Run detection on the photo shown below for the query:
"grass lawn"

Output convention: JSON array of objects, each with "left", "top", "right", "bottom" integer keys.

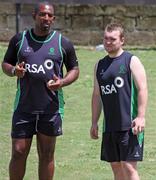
[{"left": 0, "top": 45, "right": 156, "bottom": 180}]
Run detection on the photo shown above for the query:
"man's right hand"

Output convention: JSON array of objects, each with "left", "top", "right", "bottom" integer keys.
[
  {"left": 14, "top": 62, "right": 26, "bottom": 78},
  {"left": 90, "top": 123, "right": 99, "bottom": 139}
]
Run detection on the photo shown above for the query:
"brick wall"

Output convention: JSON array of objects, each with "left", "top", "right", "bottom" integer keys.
[{"left": 0, "top": 3, "right": 156, "bottom": 47}]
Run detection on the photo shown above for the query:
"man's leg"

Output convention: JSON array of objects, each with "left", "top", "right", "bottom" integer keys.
[
  {"left": 37, "top": 132, "right": 56, "bottom": 180},
  {"left": 110, "top": 162, "right": 126, "bottom": 180},
  {"left": 9, "top": 138, "right": 32, "bottom": 180},
  {"left": 121, "top": 161, "right": 140, "bottom": 180}
]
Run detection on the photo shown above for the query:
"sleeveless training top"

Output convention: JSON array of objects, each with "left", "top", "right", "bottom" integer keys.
[
  {"left": 96, "top": 51, "right": 138, "bottom": 132},
  {"left": 14, "top": 30, "right": 64, "bottom": 114}
]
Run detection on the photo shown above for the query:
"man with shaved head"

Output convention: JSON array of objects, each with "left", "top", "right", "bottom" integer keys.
[{"left": 2, "top": 1, "right": 79, "bottom": 179}]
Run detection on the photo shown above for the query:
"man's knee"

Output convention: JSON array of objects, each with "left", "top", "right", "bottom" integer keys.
[
  {"left": 11, "top": 141, "right": 31, "bottom": 161},
  {"left": 121, "top": 161, "right": 138, "bottom": 176},
  {"left": 11, "top": 148, "right": 28, "bottom": 161},
  {"left": 111, "top": 162, "right": 122, "bottom": 174},
  {"left": 39, "top": 146, "right": 55, "bottom": 162}
]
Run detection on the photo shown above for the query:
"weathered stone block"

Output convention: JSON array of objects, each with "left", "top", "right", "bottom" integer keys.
[
  {"left": 53, "top": 15, "right": 71, "bottom": 30},
  {"left": 7, "top": 15, "right": 16, "bottom": 29},
  {"left": 125, "top": 5, "right": 156, "bottom": 17},
  {"left": 113, "top": 16, "right": 136, "bottom": 31},
  {"left": 125, "top": 30, "right": 156, "bottom": 46},
  {"left": 54, "top": 4, "right": 66, "bottom": 16},
  {"left": 137, "top": 17, "right": 156, "bottom": 30},
  {"left": 66, "top": 4, "right": 104, "bottom": 16},
  {"left": 19, "top": 15, "right": 34, "bottom": 31},
  {"left": 0, "top": 29, "right": 15, "bottom": 41},
  {"left": 0, "top": 3, "right": 15, "bottom": 15},
  {"left": 72, "top": 15, "right": 103, "bottom": 30},
  {"left": 20, "top": 4, "right": 33, "bottom": 15},
  {"left": 101, "top": 5, "right": 127, "bottom": 16},
  {"left": 62, "top": 30, "right": 103, "bottom": 45}
]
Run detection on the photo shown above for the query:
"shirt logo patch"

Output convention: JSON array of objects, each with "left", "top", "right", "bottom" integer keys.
[
  {"left": 119, "top": 64, "right": 127, "bottom": 74},
  {"left": 100, "top": 69, "right": 105, "bottom": 79},
  {"left": 25, "top": 59, "right": 54, "bottom": 74},
  {"left": 134, "top": 151, "right": 140, "bottom": 158},
  {"left": 100, "top": 76, "right": 124, "bottom": 95},
  {"left": 57, "top": 127, "right": 62, "bottom": 133},
  {"left": 48, "top": 47, "right": 55, "bottom": 55},
  {"left": 24, "top": 46, "right": 32, "bottom": 53}
]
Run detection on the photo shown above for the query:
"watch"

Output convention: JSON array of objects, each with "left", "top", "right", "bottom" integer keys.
[{"left": 11, "top": 66, "right": 16, "bottom": 76}]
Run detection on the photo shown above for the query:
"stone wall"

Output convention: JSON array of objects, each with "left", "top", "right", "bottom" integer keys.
[{"left": 0, "top": 3, "right": 156, "bottom": 47}]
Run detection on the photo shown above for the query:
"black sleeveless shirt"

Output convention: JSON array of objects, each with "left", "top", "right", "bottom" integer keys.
[
  {"left": 96, "top": 51, "right": 138, "bottom": 132},
  {"left": 4, "top": 29, "right": 78, "bottom": 114}
]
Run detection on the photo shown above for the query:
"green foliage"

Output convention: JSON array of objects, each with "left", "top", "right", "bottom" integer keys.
[{"left": 0, "top": 46, "right": 156, "bottom": 179}]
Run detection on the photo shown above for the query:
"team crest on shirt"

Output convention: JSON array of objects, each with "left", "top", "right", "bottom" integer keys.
[
  {"left": 48, "top": 47, "right": 55, "bottom": 55},
  {"left": 119, "top": 64, "right": 127, "bottom": 74}
]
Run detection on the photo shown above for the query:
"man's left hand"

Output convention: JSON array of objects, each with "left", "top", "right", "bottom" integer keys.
[
  {"left": 131, "top": 117, "right": 145, "bottom": 135},
  {"left": 47, "top": 74, "right": 63, "bottom": 91}
]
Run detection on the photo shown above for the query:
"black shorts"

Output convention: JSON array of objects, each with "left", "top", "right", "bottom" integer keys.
[
  {"left": 101, "top": 130, "right": 144, "bottom": 162},
  {"left": 11, "top": 110, "right": 63, "bottom": 138}
]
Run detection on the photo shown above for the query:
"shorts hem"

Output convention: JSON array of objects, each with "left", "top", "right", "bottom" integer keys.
[
  {"left": 11, "top": 135, "right": 33, "bottom": 139},
  {"left": 100, "top": 158, "right": 143, "bottom": 162},
  {"left": 38, "top": 130, "right": 63, "bottom": 137}
]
